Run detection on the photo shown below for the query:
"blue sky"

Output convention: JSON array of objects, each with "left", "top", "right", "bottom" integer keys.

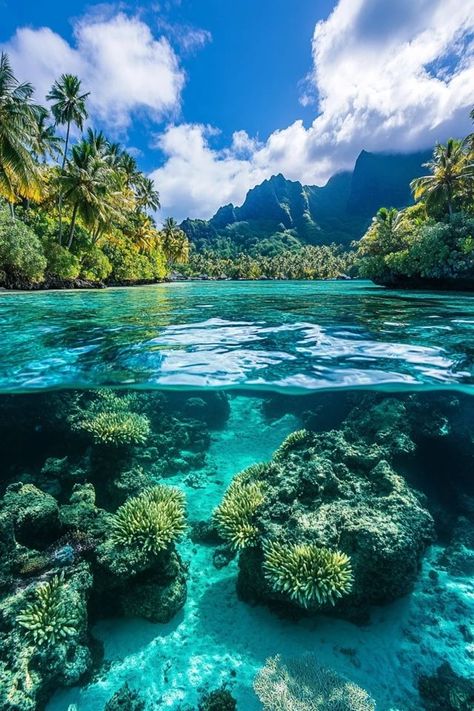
[{"left": 1, "top": 0, "right": 473, "bottom": 220}]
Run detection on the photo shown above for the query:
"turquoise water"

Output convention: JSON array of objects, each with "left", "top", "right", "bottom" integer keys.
[
  {"left": 0, "top": 280, "right": 472, "bottom": 392},
  {"left": 0, "top": 281, "right": 472, "bottom": 711}
]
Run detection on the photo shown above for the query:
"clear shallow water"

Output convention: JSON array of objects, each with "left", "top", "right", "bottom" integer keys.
[
  {"left": 0, "top": 280, "right": 473, "bottom": 393},
  {"left": 0, "top": 282, "right": 473, "bottom": 711}
]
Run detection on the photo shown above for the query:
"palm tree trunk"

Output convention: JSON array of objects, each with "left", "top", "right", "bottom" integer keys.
[
  {"left": 67, "top": 202, "right": 78, "bottom": 249},
  {"left": 58, "top": 121, "right": 71, "bottom": 245},
  {"left": 8, "top": 202, "right": 15, "bottom": 221}
]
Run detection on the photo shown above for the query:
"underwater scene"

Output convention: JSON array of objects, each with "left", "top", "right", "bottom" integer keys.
[{"left": 0, "top": 281, "right": 473, "bottom": 711}]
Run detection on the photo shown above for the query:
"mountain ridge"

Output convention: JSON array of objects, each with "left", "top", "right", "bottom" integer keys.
[{"left": 181, "top": 149, "right": 432, "bottom": 253}]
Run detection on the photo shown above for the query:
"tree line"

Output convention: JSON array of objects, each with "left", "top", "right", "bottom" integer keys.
[{"left": 0, "top": 52, "right": 189, "bottom": 287}]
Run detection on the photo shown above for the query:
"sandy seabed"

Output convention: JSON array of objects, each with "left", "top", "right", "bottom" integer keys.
[{"left": 48, "top": 398, "right": 474, "bottom": 711}]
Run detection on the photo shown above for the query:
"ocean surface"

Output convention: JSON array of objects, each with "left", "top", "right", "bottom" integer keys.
[{"left": 0, "top": 280, "right": 472, "bottom": 711}]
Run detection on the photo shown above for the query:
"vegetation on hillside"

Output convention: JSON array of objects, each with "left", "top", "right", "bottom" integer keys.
[
  {"left": 0, "top": 52, "right": 189, "bottom": 287},
  {"left": 355, "top": 113, "right": 474, "bottom": 288}
]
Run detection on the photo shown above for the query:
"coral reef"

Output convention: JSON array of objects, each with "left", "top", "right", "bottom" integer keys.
[
  {"left": 262, "top": 541, "right": 353, "bottom": 608},
  {"left": 110, "top": 485, "right": 186, "bottom": 555},
  {"left": 0, "top": 563, "right": 93, "bottom": 711},
  {"left": 213, "top": 399, "right": 435, "bottom": 617},
  {"left": 253, "top": 654, "right": 376, "bottom": 710}
]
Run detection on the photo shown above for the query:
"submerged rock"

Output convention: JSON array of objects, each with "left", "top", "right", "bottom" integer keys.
[
  {"left": 214, "top": 401, "right": 435, "bottom": 619},
  {"left": 0, "top": 562, "right": 93, "bottom": 711},
  {"left": 418, "top": 662, "right": 474, "bottom": 711},
  {"left": 2, "top": 483, "right": 60, "bottom": 549}
]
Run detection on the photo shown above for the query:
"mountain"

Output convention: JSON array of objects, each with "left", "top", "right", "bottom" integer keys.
[{"left": 181, "top": 149, "right": 432, "bottom": 253}]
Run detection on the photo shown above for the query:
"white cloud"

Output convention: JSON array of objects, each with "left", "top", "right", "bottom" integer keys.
[
  {"left": 154, "top": 0, "right": 474, "bottom": 221},
  {"left": 3, "top": 12, "right": 185, "bottom": 130}
]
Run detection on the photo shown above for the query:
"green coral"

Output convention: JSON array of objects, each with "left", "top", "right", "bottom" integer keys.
[
  {"left": 263, "top": 541, "right": 353, "bottom": 608},
  {"left": 16, "top": 573, "right": 78, "bottom": 647},
  {"left": 254, "top": 654, "right": 376, "bottom": 710},
  {"left": 110, "top": 485, "right": 186, "bottom": 554},
  {"left": 213, "top": 474, "right": 265, "bottom": 550},
  {"left": 273, "top": 429, "right": 311, "bottom": 460},
  {"left": 79, "top": 410, "right": 150, "bottom": 446},
  {"left": 71, "top": 390, "right": 150, "bottom": 446}
]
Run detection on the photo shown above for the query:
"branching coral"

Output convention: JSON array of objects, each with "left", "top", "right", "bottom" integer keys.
[
  {"left": 254, "top": 654, "right": 375, "bottom": 710},
  {"left": 71, "top": 390, "right": 150, "bottom": 446},
  {"left": 16, "top": 573, "right": 78, "bottom": 647},
  {"left": 273, "top": 429, "right": 312, "bottom": 460},
  {"left": 110, "top": 485, "right": 186, "bottom": 554},
  {"left": 79, "top": 411, "right": 150, "bottom": 446},
  {"left": 263, "top": 541, "right": 353, "bottom": 608},
  {"left": 213, "top": 474, "right": 265, "bottom": 550}
]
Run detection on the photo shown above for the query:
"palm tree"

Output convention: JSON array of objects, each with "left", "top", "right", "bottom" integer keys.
[
  {"left": 47, "top": 74, "right": 89, "bottom": 169},
  {"left": 160, "top": 217, "right": 190, "bottom": 265},
  {"left": 135, "top": 176, "right": 160, "bottom": 213},
  {"left": 59, "top": 141, "right": 109, "bottom": 248},
  {"left": 0, "top": 52, "right": 43, "bottom": 212},
  {"left": 410, "top": 139, "right": 473, "bottom": 219},
  {"left": 47, "top": 74, "right": 89, "bottom": 243},
  {"left": 32, "top": 110, "right": 63, "bottom": 163}
]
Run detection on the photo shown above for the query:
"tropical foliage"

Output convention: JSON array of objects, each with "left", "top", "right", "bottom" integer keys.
[
  {"left": 356, "top": 111, "right": 474, "bottom": 287},
  {"left": 0, "top": 52, "right": 189, "bottom": 287},
  {"left": 181, "top": 243, "right": 354, "bottom": 280}
]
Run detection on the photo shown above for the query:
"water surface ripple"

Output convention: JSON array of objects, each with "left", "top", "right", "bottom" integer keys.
[{"left": 0, "top": 280, "right": 472, "bottom": 393}]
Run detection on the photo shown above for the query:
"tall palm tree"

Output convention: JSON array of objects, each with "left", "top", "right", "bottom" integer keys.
[
  {"left": 135, "top": 176, "right": 160, "bottom": 213},
  {"left": 160, "top": 217, "right": 190, "bottom": 265},
  {"left": 47, "top": 74, "right": 89, "bottom": 169},
  {"left": 47, "top": 74, "right": 89, "bottom": 243},
  {"left": 0, "top": 52, "right": 43, "bottom": 211},
  {"left": 410, "top": 139, "right": 473, "bottom": 219}
]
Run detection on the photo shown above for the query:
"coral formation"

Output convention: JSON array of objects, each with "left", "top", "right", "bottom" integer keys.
[
  {"left": 254, "top": 654, "right": 376, "bottom": 710},
  {"left": 71, "top": 390, "right": 151, "bottom": 446},
  {"left": 418, "top": 663, "right": 474, "bottom": 711},
  {"left": 79, "top": 410, "right": 151, "bottom": 446},
  {"left": 213, "top": 474, "right": 265, "bottom": 550},
  {"left": 16, "top": 572, "right": 78, "bottom": 646},
  {"left": 263, "top": 541, "right": 353, "bottom": 608},
  {"left": 104, "top": 682, "right": 146, "bottom": 711},
  {"left": 110, "top": 485, "right": 186, "bottom": 555},
  {"left": 197, "top": 685, "right": 237, "bottom": 710},
  {"left": 0, "top": 562, "right": 92, "bottom": 711},
  {"left": 216, "top": 399, "right": 436, "bottom": 616}
]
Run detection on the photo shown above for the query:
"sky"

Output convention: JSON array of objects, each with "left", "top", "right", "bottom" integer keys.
[{"left": 1, "top": 0, "right": 474, "bottom": 221}]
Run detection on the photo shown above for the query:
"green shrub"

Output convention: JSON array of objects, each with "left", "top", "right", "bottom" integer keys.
[
  {"left": 110, "top": 485, "right": 186, "bottom": 554},
  {"left": 263, "top": 541, "right": 353, "bottom": 608},
  {"left": 44, "top": 241, "right": 81, "bottom": 280},
  {"left": 79, "top": 245, "right": 112, "bottom": 281},
  {"left": 213, "top": 475, "right": 265, "bottom": 549},
  {"left": 16, "top": 573, "right": 77, "bottom": 647},
  {"left": 0, "top": 207, "right": 46, "bottom": 283},
  {"left": 104, "top": 236, "right": 167, "bottom": 282}
]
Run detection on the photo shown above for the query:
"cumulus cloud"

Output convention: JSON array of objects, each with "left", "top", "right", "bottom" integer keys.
[
  {"left": 3, "top": 12, "right": 185, "bottom": 130},
  {"left": 154, "top": 0, "right": 474, "bottom": 220}
]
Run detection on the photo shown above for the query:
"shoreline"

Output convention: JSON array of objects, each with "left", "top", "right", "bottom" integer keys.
[{"left": 1, "top": 275, "right": 473, "bottom": 293}]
